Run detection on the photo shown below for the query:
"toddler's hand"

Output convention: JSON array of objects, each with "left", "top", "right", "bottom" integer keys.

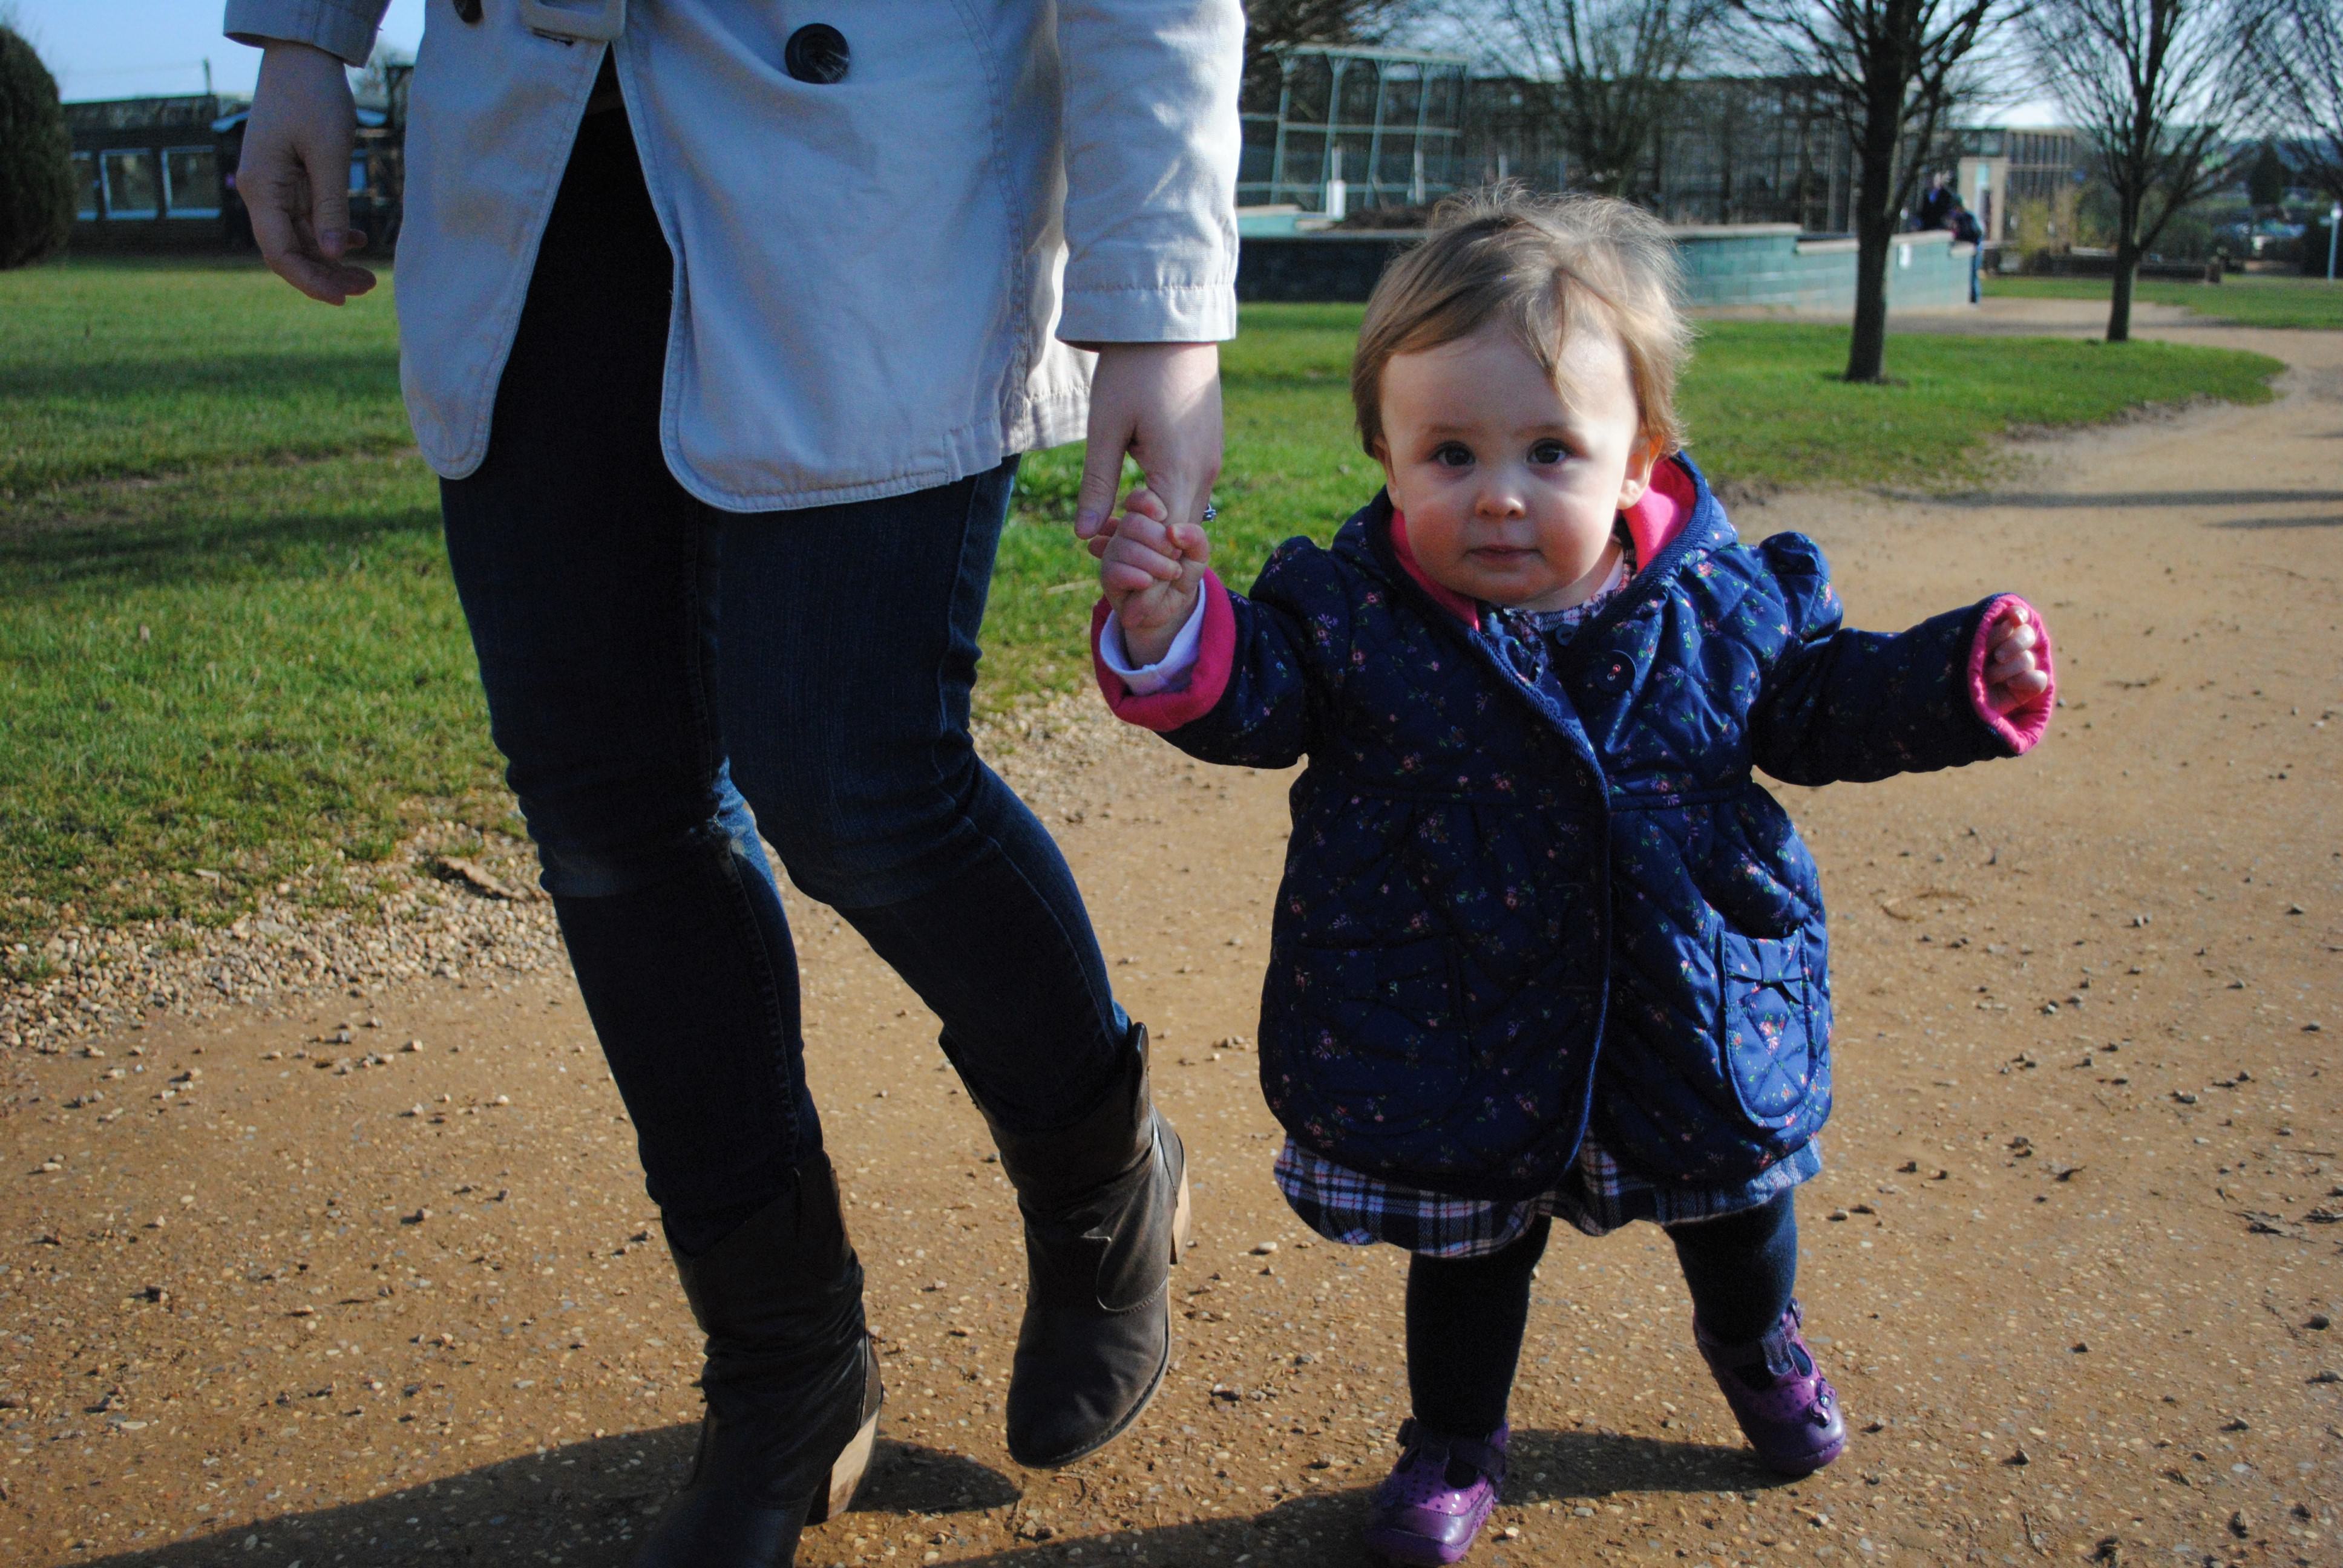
[
  {"left": 1983, "top": 604, "right": 2050, "bottom": 714},
  {"left": 1094, "top": 485, "right": 1211, "bottom": 667}
]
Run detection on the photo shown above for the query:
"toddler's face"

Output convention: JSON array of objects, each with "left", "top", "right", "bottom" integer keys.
[{"left": 1375, "top": 321, "right": 1655, "bottom": 613}]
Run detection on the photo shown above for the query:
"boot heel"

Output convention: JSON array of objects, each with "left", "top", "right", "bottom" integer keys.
[
  {"left": 810, "top": 1405, "right": 880, "bottom": 1526},
  {"left": 806, "top": 1345, "right": 884, "bottom": 1528},
  {"left": 1170, "top": 1169, "right": 1193, "bottom": 1264}
]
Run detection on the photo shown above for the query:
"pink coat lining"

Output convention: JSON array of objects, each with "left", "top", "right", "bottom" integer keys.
[
  {"left": 1967, "top": 595, "right": 2056, "bottom": 753},
  {"left": 1091, "top": 570, "right": 1239, "bottom": 732}
]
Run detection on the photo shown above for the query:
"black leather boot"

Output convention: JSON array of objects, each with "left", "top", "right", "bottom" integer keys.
[
  {"left": 633, "top": 1155, "right": 883, "bottom": 1567},
  {"left": 981, "top": 1022, "right": 1192, "bottom": 1468}
]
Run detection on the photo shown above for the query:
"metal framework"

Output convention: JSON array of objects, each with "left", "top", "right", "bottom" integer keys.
[{"left": 1239, "top": 44, "right": 1472, "bottom": 214}]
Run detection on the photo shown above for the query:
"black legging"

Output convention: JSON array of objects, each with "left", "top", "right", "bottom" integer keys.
[{"left": 1406, "top": 1189, "right": 1800, "bottom": 1437}]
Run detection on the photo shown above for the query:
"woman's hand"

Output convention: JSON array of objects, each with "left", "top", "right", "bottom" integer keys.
[
  {"left": 1983, "top": 604, "right": 2050, "bottom": 714},
  {"left": 1095, "top": 486, "right": 1210, "bottom": 667},
  {"left": 239, "top": 42, "right": 377, "bottom": 305},
  {"left": 1075, "top": 342, "right": 1222, "bottom": 545}
]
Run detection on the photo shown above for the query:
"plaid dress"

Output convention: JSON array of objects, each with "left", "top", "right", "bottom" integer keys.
[{"left": 1271, "top": 534, "right": 1823, "bottom": 1258}]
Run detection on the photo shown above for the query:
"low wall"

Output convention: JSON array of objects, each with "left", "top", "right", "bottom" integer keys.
[{"left": 1235, "top": 223, "right": 1976, "bottom": 315}]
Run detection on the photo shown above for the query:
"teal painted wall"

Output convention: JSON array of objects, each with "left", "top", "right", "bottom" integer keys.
[
  {"left": 1674, "top": 228, "right": 1973, "bottom": 313},
  {"left": 1234, "top": 224, "right": 1978, "bottom": 313}
]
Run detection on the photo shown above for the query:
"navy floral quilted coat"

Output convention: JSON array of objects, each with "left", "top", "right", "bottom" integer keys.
[{"left": 1108, "top": 454, "right": 2043, "bottom": 1200}]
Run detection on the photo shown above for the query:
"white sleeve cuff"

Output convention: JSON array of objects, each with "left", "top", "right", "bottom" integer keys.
[
  {"left": 224, "top": 0, "right": 387, "bottom": 65},
  {"left": 1099, "top": 592, "right": 1208, "bottom": 694}
]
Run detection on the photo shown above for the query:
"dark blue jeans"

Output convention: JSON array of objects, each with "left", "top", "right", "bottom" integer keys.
[{"left": 439, "top": 105, "right": 1126, "bottom": 1255}]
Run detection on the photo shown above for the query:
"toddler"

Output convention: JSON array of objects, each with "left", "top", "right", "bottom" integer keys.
[{"left": 1088, "top": 192, "right": 2054, "bottom": 1566}]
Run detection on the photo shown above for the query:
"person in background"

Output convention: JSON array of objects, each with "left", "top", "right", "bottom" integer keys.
[
  {"left": 1950, "top": 192, "right": 1987, "bottom": 302},
  {"left": 223, "top": 1, "right": 1241, "bottom": 1563},
  {"left": 1914, "top": 169, "right": 1957, "bottom": 232}
]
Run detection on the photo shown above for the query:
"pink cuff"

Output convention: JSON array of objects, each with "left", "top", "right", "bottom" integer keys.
[
  {"left": 1092, "top": 570, "right": 1238, "bottom": 732},
  {"left": 1967, "top": 595, "right": 2055, "bottom": 754}
]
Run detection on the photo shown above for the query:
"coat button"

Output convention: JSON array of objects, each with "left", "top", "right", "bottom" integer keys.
[{"left": 784, "top": 23, "right": 850, "bottom": 83}]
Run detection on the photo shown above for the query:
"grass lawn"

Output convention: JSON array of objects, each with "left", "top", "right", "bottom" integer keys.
[
  {"left": 0, "top": 256, "right": 2286, "bottom": 949},
  {"left": 1988, "top": 272, "right": 2343, "bottom": 331}
]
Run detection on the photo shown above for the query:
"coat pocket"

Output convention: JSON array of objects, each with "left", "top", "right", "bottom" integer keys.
[
  {"left": 1715, "top": 929, "right": 1819, "bottom": 1131},
  {"left": 1277, "top": 938, "right": 1468, "bottom": 1136}
]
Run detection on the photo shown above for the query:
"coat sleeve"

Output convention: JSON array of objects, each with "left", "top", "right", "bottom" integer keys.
[
  {"left": 1745, "top": 533, "right": 2055, "bottom": 786},
  {"left": 225, "top": 0, "right": 388, "bottom": 65},
  {"left": 1092, "top": 540, "right": 1354, "bottom": 768},
  {"left": 1053, "top": 0, "right": 1244, "bottom": 344}
]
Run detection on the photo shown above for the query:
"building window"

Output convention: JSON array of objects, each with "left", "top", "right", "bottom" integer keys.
[
  {"left": 163, "top": 146, "right": 221, "bottom": 217},
  {"left": 100, "top": 149, "right": 159, "bottom": 219},
  {"left": 72, "top": 152, "right": 100, "bottom": 219}
]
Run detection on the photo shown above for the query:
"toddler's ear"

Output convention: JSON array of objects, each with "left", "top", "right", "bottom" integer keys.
[{"left": 1616, "top": 435, "right": 1659, "bottom": 511}]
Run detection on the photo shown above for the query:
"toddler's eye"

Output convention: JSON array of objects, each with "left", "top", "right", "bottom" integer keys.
[
  {"left": 1529, "top": 440, "right": 1568, "bottom": 465},
  {"left": 1432, "top": 443, "right": 1474, "bottom": 468}
]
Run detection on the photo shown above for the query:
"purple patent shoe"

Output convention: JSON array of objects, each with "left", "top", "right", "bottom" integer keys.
[
  {"left": 1696, "top": 1300, "right": 1846, "bottom": 1474},
  {"left": 1361, "top": 1419, "right": 1508, "bottom": 1566}
]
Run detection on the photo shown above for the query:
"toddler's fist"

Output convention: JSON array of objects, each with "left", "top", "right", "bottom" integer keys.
[
  {"left": 1983, "top": 604, "right": 2049, "bottom": 714},
  {"left": 1096, "top": 485, "right": 1212, "bottom": 666}
]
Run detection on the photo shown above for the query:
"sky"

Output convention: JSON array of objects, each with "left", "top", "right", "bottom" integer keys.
[
  {"left": 7, "top": 0, "right": 2065, "bottom": 126},
  {"left": 8, "top": 0, "right": 425, "bottom": 102}
]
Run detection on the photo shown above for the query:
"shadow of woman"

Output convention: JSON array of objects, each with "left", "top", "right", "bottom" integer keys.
[
  {"left": 71, "top": 1428, "right": 1015, "bottom": 1567},
  {"left": 72, "top": 1423, "right": 1780, "bottom": 1566}
]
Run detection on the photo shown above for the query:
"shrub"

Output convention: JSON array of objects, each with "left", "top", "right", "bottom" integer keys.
[{"left": 0, "top": 25, "right": 74, "bottom": 270}]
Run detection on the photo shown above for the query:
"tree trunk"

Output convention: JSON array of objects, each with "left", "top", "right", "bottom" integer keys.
[
  {"left": 1843, "top": 103, "right": 1903, "bottom": 384},
  {"left": 1847, "top": 206, "right": 1895, "bottom": 382},
  {"left": 2108, "top": 237, "right": 2138, "bottom": 343},
  {"left": 2109, "top": 180, "right": 2143, "bottom": 343}
]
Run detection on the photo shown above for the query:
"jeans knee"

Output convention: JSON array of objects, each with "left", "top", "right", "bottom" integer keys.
[
  {"left": 525, "top": 777, "right": 767, "bottom": 901},
  {"left": 734, "top": 748, "right": 982, "bottom": 909}
]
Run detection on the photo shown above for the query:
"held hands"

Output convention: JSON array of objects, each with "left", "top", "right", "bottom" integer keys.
[
  {"left": 1983, "top": 604, "right": 2051, "bottom": 714},
  {"left": 1076, "top": 343, "right": 1222, "bottom": 545},
  {"left": 240, "top": 42, "right": 376, "bottom": 304},
  {"left": 1093, "top": 486, "right": 1212, "bottom": 667}
]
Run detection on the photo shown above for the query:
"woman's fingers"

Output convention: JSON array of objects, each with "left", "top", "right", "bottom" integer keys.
[{"left": 241, "top": 43, "right": 378, "bottom": 305}]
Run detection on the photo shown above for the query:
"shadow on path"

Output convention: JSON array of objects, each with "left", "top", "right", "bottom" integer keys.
[
  {"left": 1935, "top": 488, "right": 2343, "bottom": 510},
  {"left": 70, "top": 1426, "right": 1780, "bottom": 1566}
]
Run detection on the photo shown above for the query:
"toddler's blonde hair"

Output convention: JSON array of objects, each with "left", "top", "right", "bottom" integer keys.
[{"left": 1351, "top": 188, "right": 1691, "bottom": 462}]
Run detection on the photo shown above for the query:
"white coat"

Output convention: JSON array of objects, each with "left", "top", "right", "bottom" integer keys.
[{"left": 224, "top": 0, "right": 1245, "bottom": 510}]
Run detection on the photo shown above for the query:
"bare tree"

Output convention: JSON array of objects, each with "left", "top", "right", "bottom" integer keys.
[
  {"left": 1242, "top": 0, "right": 1418, "bottom": 104},
  {"left": 2029, "top": 0, "right": 2268, "bottom": 341},
  {"left": 1732, "top": 0, "right": 2001, "bottom": 383},
  {"left": 1486, "top": 0, "right": 1727, "bottom": 199},
  {"left": 2258, "top": 0, "right": 2343, "bottom": 200}
]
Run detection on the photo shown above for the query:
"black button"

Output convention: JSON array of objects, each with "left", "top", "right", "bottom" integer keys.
[{"left": 784, "top": 24, "right": 850, "bottom": 83}]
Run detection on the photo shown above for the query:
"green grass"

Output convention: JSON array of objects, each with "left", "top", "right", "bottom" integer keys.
[
  {"left": 1988, "top": 272, "right": 2343, "bottom": 331},
  {"left": 0, "top": 257, "right": 2285, "bottom": 948}
]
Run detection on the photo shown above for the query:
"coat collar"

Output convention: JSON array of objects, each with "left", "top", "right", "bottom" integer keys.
[{"left": 1354, "top": 452, "right": 1722, "bottom": 629}]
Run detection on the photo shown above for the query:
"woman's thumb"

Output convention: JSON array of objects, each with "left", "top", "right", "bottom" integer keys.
[{"left": 1074, "top": 441, "right": 1127, "bottom": 540}]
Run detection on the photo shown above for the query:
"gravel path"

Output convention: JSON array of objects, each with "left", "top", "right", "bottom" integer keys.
[{"left": 1, "top": 304, "right": 2338, "bottom": 1568}]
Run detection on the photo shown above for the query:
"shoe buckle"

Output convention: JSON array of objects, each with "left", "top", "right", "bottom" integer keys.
[{"left": 517, "top": 0, "right": 624, "bottom": 42}]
